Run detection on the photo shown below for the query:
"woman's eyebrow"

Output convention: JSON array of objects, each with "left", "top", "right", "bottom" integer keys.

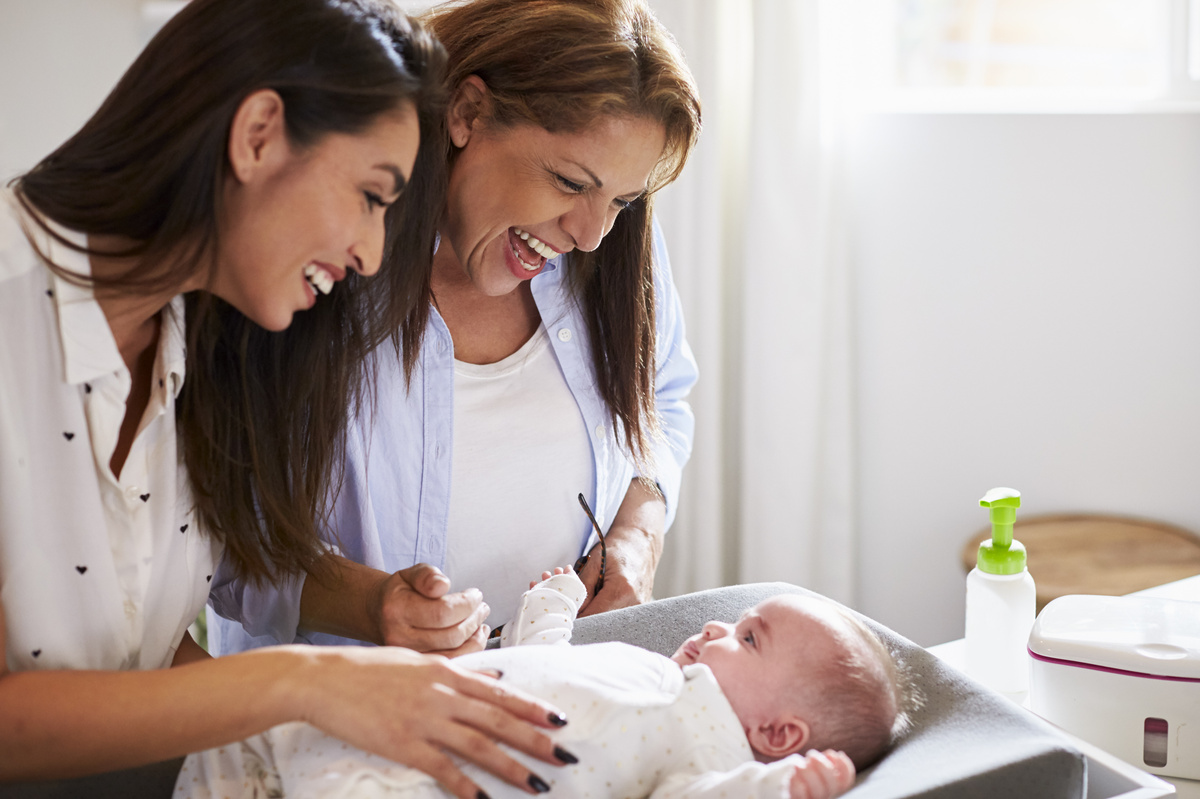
[
  {"left": 563, "top": 160, "right": 647, "bottom": 200},
  {"left": 374, "top": 163, "right": 407, "bottom": 196}
]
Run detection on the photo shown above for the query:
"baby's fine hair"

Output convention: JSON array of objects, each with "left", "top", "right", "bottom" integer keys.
[{"left": 799, "top": 603, "right": 914, "bottom": 770}]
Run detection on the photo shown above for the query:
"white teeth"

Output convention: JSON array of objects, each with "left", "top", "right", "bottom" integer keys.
[
  {"left": 304, "top": 263, "right": 334, "bottom": 295},
  {"left": 512, "top": 227, "right": 556, "bottom": 260}
]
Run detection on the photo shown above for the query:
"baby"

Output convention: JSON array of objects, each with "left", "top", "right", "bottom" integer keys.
[{"left": 178, "top": 573, "right": 906, "bottom": 799}]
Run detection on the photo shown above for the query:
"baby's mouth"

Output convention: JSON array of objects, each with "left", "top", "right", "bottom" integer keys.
[
  {"left": 304, "top": 263, "right": 334, "bottom": 296},
  {"left": 509, "top": 227, "right": 555, "bottom": 271}
]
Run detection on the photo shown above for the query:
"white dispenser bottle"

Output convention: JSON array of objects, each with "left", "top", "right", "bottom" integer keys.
[{"left": 965, "top": 487, "right": 1036, "bottom": 698}]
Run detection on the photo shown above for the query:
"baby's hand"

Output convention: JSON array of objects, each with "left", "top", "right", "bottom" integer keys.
[
  {"left": 529, "top": 566, "right": 573, "bottom": 590},
  {"left": 788, "top": 750, "right": 855, "bottom": 799}
]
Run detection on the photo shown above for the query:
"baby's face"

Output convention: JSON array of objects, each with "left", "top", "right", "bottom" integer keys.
[{"left": 670, "top": 595, "right": 841, "bottom": 730}]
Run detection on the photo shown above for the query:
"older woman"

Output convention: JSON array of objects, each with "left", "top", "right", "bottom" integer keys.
[
  {"left": 0, "top": 2, "right": 571, "bottom": 797},
  {"left": 211, "top": 0, "right": 701, "bottom": 654}
]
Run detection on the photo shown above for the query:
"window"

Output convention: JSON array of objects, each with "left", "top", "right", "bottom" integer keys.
[
  {"left": 836, "top": 0, "right": 1200, "bottom": 109},
  {"left": 897, "top": 0, "right": 1165, "bottom": 91}
]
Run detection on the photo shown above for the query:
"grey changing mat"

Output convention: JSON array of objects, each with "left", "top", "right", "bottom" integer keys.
[
  {"left": 572, "top": 582, "right": 1088, "bottom": 799},
  {"left": 1, "top": 582, "right": 1087, "bottom": 799}
]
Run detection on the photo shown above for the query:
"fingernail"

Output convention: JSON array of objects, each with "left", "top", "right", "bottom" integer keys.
[
  {"left": 476, "top": 792, "right": 491, "bottom": 799},
  {"left": 547, "top": 712, "right": 568, "bottom": 727},
  {"left": 553, "top": 746, "right": 578, "bottom": 764},
  {"left": 528, "top": 774, "right": 551, "bottom": 793}
]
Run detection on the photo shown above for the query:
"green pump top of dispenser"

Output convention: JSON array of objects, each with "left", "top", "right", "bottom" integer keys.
[{"left": 977, "top": 487, "right": 1025, "bottom": 575}]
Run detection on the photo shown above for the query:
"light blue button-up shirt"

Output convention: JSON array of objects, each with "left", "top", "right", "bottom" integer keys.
[{"left": 208, "top": 225, "right": 697, "bottom": 653}]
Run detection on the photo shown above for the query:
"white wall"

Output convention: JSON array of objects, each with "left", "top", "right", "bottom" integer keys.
[
  {"left": 849, "top": 113, "right": 1200, "bottom": 645},
  {"left": 0, "top": 0, "right": 147, "bottom": 182}
]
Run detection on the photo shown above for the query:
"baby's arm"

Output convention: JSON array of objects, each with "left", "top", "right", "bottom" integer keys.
[
  {"left": 499, "top": 569, "right": 587, "bottom": 648},
  {"left": 650, "top": 750, "right": 856, "bottom": 799}
]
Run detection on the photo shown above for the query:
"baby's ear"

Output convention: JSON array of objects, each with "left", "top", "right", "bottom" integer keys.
[{"left": 748, "top": 714, "right": 810, "bottom": 760}]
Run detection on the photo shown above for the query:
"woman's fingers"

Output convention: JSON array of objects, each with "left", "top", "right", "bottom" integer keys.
[
  {"left": 435, "top": 722, "right": 555, "bottom": 795},
  {"left": 304, "top": 648, "right": 568, "bottom": 797},
  {"left": 449, "top": 665, "right": 568, "bottom": 741},
  {"left": 404, "top": 746, "right": 491, "bottom": 799},
  {"left": 433, "top": 623, "right": 489, "bottom": 658}
]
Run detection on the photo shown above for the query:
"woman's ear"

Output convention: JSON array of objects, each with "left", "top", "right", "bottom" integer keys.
[
  {"left": 447, "top": 74, "right": 490, "bottom": 149},
  {"left": 227, "top": 88, "right": 289, "bottom": 184},
  {"left": 747, "top": 714, "right": 811, "bottom": 761}
]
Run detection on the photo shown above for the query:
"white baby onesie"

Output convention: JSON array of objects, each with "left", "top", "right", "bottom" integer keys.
[{"left": 176, "top": 574, "right": 810, "bottom": 798}]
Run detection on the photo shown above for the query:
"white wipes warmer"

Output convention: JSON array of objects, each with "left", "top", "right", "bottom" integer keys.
[{"left": 1029, "top": 593, "right": 1200, "bottom": 779}]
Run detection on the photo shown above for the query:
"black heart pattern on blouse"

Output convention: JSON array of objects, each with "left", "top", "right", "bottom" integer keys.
[
  {"left": 76, "top": 566, "right": 87, "bottom": 574},
  {"left": 31, "top": 649, "right": 41, "bottom": 658},
  {"left": 63, "top": 432, "right": 75, "bottom": 441},
  {"left": 84, "top": 383, "right": 92, "bottom": 393},
  {"left": 206, "top": 575, "right": 212, "bottom": 582},
  {"left": 180, "top": 524, "right": 189, "bottom": 533},
  {"left": 140, "top": 493, "right": 150, "bottom": 502},
  {"left": 45, "top": 289, "right": 52, "bottom": 298}
]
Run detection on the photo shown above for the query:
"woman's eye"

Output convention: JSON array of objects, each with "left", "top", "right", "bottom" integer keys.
[
  {"left": 555, "top": 174, "right": 586, "bottom": 193},
  {"left": 742, "top": 632, "right": 755, "bottom": 647},
  {"left": 364, "top": 191, "right": 388, "bottom": 212}
]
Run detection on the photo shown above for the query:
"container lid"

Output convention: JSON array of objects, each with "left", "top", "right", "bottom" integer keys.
[{"left": 1029, "top": 594, "right": 1200, "bottom": 680}]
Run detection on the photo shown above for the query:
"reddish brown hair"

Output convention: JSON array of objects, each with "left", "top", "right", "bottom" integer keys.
[{"left": 426, "top": 0, "right": 701, "bottom": 473}]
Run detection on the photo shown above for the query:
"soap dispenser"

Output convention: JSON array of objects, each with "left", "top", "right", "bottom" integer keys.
[{"left": 965, "top": 487, "right": 1036, "bottom": 697}]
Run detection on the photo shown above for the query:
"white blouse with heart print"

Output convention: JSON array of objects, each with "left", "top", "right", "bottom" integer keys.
[{"left": 0, "top": 190, "right": 219, "bottom": 673}]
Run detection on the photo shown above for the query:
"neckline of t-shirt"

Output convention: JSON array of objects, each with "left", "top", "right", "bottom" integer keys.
[{"left": 454, "top": 322, "right": 550, "bottom": 379}]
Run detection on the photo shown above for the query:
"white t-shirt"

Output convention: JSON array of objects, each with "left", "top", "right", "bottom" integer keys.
[
  {"left": 0, "top": 191, "right": 219, "bottom": 672},
  {"left": 444, "top": 324, "right": 595, "bottom": 626}
]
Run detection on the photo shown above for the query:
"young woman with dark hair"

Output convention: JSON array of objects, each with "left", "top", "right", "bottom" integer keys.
[
  {"left": 0, "top": 1, "right": 571, "bottom": 796},
  {"left": 211, "top": 0, "right": 703, "bottom": 657}
]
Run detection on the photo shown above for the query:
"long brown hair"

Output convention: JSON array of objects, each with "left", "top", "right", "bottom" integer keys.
[
  {"left": 426, "top": 0, "right": 701, "bottom": 473},
  {"left": 14, "top": 0, "right": 447, "bottom": 585}
]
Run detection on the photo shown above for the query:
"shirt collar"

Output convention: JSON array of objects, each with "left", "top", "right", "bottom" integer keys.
[
  {"left": 159, "top": 295, "right": 187, "bottom": 399},
  {"left": 20, "top": 201, "right": 187, "bottom": 393},
  {"left": 25, "top": 211, "right": 126, "bottom": 387}
]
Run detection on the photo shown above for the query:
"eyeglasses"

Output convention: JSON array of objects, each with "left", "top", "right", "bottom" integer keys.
[{"left": 573, "top": 492, "right": 607, "bottom": 593}]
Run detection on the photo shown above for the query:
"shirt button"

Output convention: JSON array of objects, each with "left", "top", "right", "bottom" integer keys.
[
  {"left": 124, "top": 599, "right": 138, "bottom": 620},
  {"left": 557, "top": 328, "right": 572, "bottom": 343},
  {"left": 433, "top": 444, "right": 442, "bottom": 458},
  {"left": 124, "top": 486, "right": 142, "bottom": 502},
  {"left": 594, "top": 424, "right": 605, "bottom": 439}
]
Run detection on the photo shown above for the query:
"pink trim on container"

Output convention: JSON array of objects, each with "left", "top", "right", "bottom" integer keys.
[{"left": 1029, "top": 649, "right": 1200, "bottom": 683}]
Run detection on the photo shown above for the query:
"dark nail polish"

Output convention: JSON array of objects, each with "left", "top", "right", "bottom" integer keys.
[
  {"left": 528, "top": 774, "right": 551, "bottom": 793},
  {"left": 553, "top": 745, "right": 578, "bottom": 764},
  {"left": 548, "top": 711, "right": 568, "bottom": 727},
  {"left": 476, "top": 792, "right": 491, "bottom": 799}
]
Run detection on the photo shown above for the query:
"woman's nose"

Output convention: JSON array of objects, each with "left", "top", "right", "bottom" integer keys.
[
  {"left": 560, "top": 198, "right": 612, "bottom": 253},
  {"left": 350, "top": 218, "right": 386, "bottom": 277}
]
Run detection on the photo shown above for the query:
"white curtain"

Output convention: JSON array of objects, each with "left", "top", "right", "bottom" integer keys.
[{"left": 649, "top": 0, "right": 859, "bottom": 606}]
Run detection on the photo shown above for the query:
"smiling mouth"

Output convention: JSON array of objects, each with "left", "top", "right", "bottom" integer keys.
[
  {"left": 509, "top": 227, "right": 556, "bottom": 272},
  {"left": 304, "top": 263, "right": 334, "bottom": 295}
]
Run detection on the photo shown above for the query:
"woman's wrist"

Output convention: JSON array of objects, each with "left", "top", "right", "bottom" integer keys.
[{"left": 251, "top": 644, "right": 330, "bottom": 727}]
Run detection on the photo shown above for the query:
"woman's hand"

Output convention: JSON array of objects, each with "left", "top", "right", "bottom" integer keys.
[
  {"left": 298, "top": 645, "right": 571, "bottom": 799},
  {"left": 301, "top": 557, "right": 489, "bottom": 656},
  {"left": 788, "top": 750, "right": 856, "bottom": 799},
  {"left": 577, "top": 479, "right": 665, "bottom": 617},
  {"left": 375, "top": 563, "right": 490, "bottom": 656},
  {"left": 575, "top": 527, "right": 656, "bottom": 615}
]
